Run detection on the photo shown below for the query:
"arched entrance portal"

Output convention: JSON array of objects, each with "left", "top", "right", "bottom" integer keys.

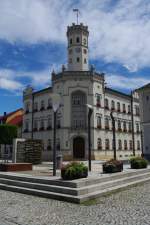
[{"left": 73, "top": 137, "right": 85, "bottom": 159}]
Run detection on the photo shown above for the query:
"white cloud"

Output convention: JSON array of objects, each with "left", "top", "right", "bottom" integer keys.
[
  {"left": 106, "top": 74, "right": 150, "bottom": 90},
  {"left": 0, "top": 70, "right": 23, "bottom": 92},
  {"left": 0, "top": 0, "right": 150, "bottom": 71}
]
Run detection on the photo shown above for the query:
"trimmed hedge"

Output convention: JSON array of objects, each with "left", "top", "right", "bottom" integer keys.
[
  {"left": 103, "top": 159, "right": 123, "bottom": 173},
  {"left": 61, "top": 162, "right": 88, "bottom": 180},
  {"left": 0, "top": 124, "right": 17, "bottom": 145},
  {"left": 130, "top": 157, "right": 148, "bottom": 169}
]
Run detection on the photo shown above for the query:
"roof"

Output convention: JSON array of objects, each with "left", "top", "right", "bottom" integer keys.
[
  {"left": 0, "top": 108, "right": 23, "bottom": 126},
  {"left": 137, "top": 83, "right": 150, "bottom": 92},
  {"left": 105, "top": 87, "right": 131, "bottom": 99}
]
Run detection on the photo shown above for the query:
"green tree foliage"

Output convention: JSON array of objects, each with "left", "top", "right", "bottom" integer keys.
[{"left": 0, "top": 124, "right": 17, "bottom": 145}]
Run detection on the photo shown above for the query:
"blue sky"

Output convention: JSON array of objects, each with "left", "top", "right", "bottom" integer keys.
[{"left": 0, "top": 0, "right": 150, "bottom": 115}]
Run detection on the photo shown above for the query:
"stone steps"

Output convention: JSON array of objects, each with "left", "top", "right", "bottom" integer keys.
[{"left": 0, "top": 169, "right": 149, "bottom": 203}]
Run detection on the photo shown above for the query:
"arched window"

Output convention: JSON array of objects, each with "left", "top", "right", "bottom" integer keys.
[
  {"left": 83, "top": 38, "right": 86, "bottom": 45},
  {"left": 47, "top": 139, "right": 51, "bottom": 151},
  {"left": 34, "top": 102, "right": 38, "bottom": 112},
  {"left": 105, "top": 139, "right": 110, "bottom": 150},
  {"left": 137, "top": 140, "right": 140, "bottom": 150},
  {"left": 104, "top": 98, "right": 109, "bottom": 109},
  {"left": 25, "top": 102, "right": 30, "bottom": 114},
  {"left": 118, "top": 120, "right": 121, "bottom": 131},
  {"left": 84, "top": 58, "right": 87, "bottom": 64},
  {"left": 128, "top": 105, "right": 131, "bottom": 114},
  {"left": 47, "top": 98, "right": 52, "bottom": 109},
  {"left": 111, "top": 100, "right": 115, "bottom": 110},
  {"left": 97, "top": 138, "right": 102, "bottom": 150},
  {"left": 76, "top": 57, "right": 80, "bottom": 62},
  {"left": 33, "top": 120, "right": 38, "bottom": 131},
  {"left": 70, "top": 38, "right": 72, "bottom": 44},
  {"left": 40, "top": 100, "right": 45, "bottom": 111},
  {"left": 97, "top": 116, "right": 101, "bottom": 129},
  {"left": 129, "top": 140, "right": 133, "bottom": 150},
  {"left": 117, "top": 102, "right": 120, "bottom": 112},
  {"left": 129, "top": 122, "right": 132, "bottom": 132},
  {"left": 72, "top": 91, "right": 86, "bottom": 129},
  {"left": 136, "top": 123, "right": 140, "bottom": 133},
  {"left": 24, "top": 120, "right": 29, "bottom": 132},
  {"left": 123, "top": 121, "right": 127, "bottom": 132},
  {"left": 76, "top": 37, "right": 80, "bottom": 43},
  {"left": 40, "top": 119, "right": 44, "bottom": 131},
  {"left": 118, "top": 139, "right": 122, "bottom": 150},
  {"left": 105, "top": 117, "right": 109, "bottom": 130},
  {"left": 47, "top": 116, "right": 52, "bottom": 130},
  {"left": 124, "top": 140, "right": 127, "bottom": 150},
  {"left": 56, "top": 138, "right": 60, "bottom": 151},
  {"left": 123, "top": 104, "right": 126, "bottom": 113},
  {"left": 96, "top": 94, "right": 101, "bottom": 107}
]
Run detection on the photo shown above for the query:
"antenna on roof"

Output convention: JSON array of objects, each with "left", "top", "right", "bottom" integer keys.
[{"left": 73, "top": 9, "right": 80, "bottom": 24}]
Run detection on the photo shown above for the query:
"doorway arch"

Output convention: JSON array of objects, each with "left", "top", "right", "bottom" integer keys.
[{"left": 73, "top": 136, "right": 85, "bottom": 159}]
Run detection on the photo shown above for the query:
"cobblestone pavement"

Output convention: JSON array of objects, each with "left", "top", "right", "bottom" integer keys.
[{"left": 0, "top": 182, "right": 150, "bottom": 225}]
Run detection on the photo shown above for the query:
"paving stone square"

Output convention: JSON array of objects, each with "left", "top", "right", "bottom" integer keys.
[{"left": 0, "top": 181, "right": 150, "bottom": 225}]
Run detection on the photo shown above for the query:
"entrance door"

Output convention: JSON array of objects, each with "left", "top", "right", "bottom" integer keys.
[{"left": 73, "top": 137, "right": 85, "bottom": 159}]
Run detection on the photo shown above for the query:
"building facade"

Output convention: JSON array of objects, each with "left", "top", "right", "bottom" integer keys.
[
  {"left": 137, "top": 84, "right": 150, "bottom": 160},
  {"left": 23, "top": 23, "right": 141, "bottom": 161}
]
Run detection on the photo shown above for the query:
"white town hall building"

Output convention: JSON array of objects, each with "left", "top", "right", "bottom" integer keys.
[{"left": 22, "top": 22, "right": 141, "bottom": 161}]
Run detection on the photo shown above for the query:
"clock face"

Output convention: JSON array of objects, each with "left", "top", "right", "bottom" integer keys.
[{"left": 75, "top": 47, "right": 81, "bottom": 53}]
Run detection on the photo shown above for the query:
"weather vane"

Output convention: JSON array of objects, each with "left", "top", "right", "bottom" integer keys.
[{"left": 73, "top": 9, "right": 80, "bottom": 25}]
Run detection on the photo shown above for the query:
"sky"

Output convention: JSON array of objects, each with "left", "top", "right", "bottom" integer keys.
[{"left": 0, "top": 0, "right": 150, "bottom": 114}]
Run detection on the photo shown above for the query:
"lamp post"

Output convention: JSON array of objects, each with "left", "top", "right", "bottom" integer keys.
[
  {"left": 110, "top": 111, "right": 117, "bottom": 160},
  {"left": 87, "top": 104, "right": 93, "bottom": 171},
  {"left": 51, "top": 94, "right": 61, "bottom": 176}
]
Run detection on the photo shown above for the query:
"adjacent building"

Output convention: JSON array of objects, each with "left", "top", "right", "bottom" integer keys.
[
  {"left": 23, "top": 22, "right": 141, "bottom": 161},
  {"left": 137, "top": 84, "right": 150, "bottom": 160}
]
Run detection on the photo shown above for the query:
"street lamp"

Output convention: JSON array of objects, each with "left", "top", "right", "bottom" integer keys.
[
  {"left": 51, "top": 94, "right": 61, "bottom": 176},
  {"left": 110, "top": 111, "right": 117, "bottom": 160},
  {"left": 86, "top": 104, "right": 93, "bottom": 171}
]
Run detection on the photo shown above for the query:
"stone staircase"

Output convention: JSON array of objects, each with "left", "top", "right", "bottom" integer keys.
[{"left": 0, "top": 169, "right": 150, "bottom": 203}]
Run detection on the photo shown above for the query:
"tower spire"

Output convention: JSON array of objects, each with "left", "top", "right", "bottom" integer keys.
[{"left": 73, "top": 9, "right": 80, "bottom": 25}]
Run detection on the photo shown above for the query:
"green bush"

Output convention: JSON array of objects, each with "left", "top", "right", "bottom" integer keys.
[
  {"left": 103, "top": 159, "right": 123, "bottom": 173},
  {"left": 130, "top": 157, "right": 148, "bottom": 169},
  {"left": 61, "top": 162, "right": 88, "bottom": 180},
  {"left": 0, "top": 124, "right": 17, "bottom": 145}
]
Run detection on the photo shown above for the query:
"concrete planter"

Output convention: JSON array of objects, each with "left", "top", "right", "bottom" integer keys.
[
  {"left": 61, "top": 169, "right": 88, "bottom": 180},
  {"left": 103, "top": 160, "right": 123, "bottom": 173}
]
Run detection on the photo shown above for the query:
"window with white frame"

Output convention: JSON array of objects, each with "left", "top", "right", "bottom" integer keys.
[
  {"left": 97, "top": 115, "right": 102, "bottom": 129},
  {"left": 97, "top": 138, "right": 102, "bottom": 150},
  {"left": 105, "top": 139, "right": 110, "bottom": 150}
]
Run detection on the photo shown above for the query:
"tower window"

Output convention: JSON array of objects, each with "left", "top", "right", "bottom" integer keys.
[
  {"left": 83, "top": 38, "right": 86, "bottom": 45},
  {"left": 70, "top": 38, "right": 72, "bottom": 44},
  {"left": 76, "top": 37, "right": 80, "bottom": 43},
  {"left": 83, "top": 49, "right": 87, "bottom": 54},
  {"left": 77, "top": 57, "right": 80, "bottom": 63},
  {"left": 84, "top": 58, "right": 87, "bottom": 64},
  {"left": 69, "top": 58, "right": 72, "bottom": 63}
]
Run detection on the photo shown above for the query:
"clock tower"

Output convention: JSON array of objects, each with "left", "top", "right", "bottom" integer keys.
[{"left": 67, "top": 23, "right": 89, "bottom": 71}]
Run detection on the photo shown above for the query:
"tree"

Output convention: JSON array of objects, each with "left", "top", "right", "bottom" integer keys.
[{"left": 0, "top": 124, "right": 17, "bottom": 145}]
